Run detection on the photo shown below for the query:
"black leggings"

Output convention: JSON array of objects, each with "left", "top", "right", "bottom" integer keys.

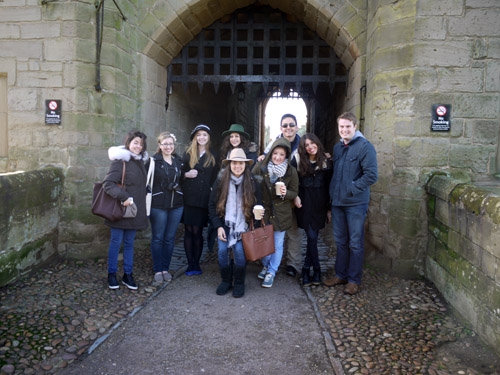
[
  {"left": 184, "top": 224, "right": 204, "bottom": 270},
  {"left": 303, "top": 225, "right": 320, "bottom": 270}
]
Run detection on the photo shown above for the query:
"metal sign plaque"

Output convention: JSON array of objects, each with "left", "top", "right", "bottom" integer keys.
[
  {"left": 45, "top": 100, "right": 62, "bottom": 125},
  {"left": 431, "top": 104, "right": 451, "bottom": 132}
]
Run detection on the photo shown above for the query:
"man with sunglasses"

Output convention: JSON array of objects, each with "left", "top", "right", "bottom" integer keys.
[
  {"left": 258, "top": 114, "right": 302, "bottom": 279},
  {"left": 260, "top": 114, "right": 300, "bottom": 159}
]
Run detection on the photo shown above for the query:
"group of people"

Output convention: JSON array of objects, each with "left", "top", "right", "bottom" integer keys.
[{"left": 99, "top": 111, "right": 378, "bottom": 297}]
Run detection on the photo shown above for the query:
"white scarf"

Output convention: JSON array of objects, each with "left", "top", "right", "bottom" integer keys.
[{"left": 225, "top": 174, "right": 248, "bottom": 248}]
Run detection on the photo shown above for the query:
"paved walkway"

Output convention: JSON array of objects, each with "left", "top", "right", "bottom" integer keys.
[{"left": 1, "top": 229, "right": 499, "bottom": 374}]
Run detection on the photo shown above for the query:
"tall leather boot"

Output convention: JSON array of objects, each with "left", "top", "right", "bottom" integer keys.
[
  {"left": 302, "top": 268, "right": 311, "bottom": 287},
  {"left": 216, "top": 265, "right": 233, "bottom": 295},
  {"left": 312, "top": 267, "right": 322, "bottom": 286},
  {"left": 232, "top": 266, "right": 246, "bottom": 298}
]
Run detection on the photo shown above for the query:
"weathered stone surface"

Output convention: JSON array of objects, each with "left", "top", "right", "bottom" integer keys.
[
  {"left": 395, "top": 138, "right": 449, "bottom": 168},
  {"left": 448, "top": 9, "right": 500, "bottom": 36},
  {"left": 426, "top": 175, "right": 500, "bottom": 355}
]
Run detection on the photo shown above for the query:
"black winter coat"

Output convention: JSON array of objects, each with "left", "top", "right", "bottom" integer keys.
[
  {"left": 102, "top": 146, "right": 148, "bottom": 230},
  {"left": 145, "top": 153, "right": 184, "bottom": 210},
  {"left": 180, "top": 152, "right": 218, "bottom": 209},
  {"left": 292, "top": 156, "right": 333, "bottom": 231}
]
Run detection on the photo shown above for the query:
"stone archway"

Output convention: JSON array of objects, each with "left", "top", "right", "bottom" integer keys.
[
  {"left": 135, "top": 0, "right": 368, "bottom": 149},
  {"left": 139, "top": 0, "right": 366, "bottom": 70}
]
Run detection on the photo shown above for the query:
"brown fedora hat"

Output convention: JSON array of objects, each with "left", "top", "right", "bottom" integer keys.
[{"left": 222, "top": 148, "right": 254, "bottom": 167}]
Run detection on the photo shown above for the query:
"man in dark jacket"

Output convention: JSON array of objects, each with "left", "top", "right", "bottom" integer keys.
[{"left": 324, "top": 112, "right": 378, "bottom": 295}]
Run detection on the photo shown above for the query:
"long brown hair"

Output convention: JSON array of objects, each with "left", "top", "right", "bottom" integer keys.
[
  {"left": 297, "top": 133, "right": 328, "bottom": 176},
  {"left": 219, "top": 135, "right": 251, "bottom": 162},
  {"left": 215, "top": 164, "right": 255, "bottom": 222}
]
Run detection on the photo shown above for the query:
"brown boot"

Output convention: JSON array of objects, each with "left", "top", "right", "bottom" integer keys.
[
  {"left": 344, "top": 282, "right": 360, "bottom": 295},
  {"left": 323, "top": 275, "right": 347, "bottom": 287}
]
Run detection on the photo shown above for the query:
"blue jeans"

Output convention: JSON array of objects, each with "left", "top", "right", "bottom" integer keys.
[
  {"left": 217, "top": 227, "right": 246, "bottom": 268},
  {"left": 261, "top": 231, "right": 286, "bottom": 276},
  {"left": 332, "top": 204, "right": 368, "bottom": 285},
  {"left": 108, "top": 227, "right": 137, "bottom": 274},
  {"left": 149, "top": 206, "right": 184, "bottom": 273},
  {"left": 304, "top": 225, "right": 320, "bottom": 269}
]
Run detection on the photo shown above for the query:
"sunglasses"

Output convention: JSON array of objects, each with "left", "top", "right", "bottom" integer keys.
[{"left": 281, "top": 123, "right": 296, "bottom": 128}]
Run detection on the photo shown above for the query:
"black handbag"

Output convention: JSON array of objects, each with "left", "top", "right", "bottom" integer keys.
[{"left": 91, "top": 161, "right": 126, "bottom": 221}]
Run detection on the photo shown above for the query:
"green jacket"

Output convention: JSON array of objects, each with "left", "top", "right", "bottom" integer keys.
[{"left": 252, "top": 138, "right": 298, "bottom": 232}]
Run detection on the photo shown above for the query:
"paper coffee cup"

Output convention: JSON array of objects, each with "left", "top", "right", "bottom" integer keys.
[
  {"left": 253, "top": 205, "right": 264, "bottom": 220},
  {"left": 275, "top": 181, "right": 285, "bottom": 196}
]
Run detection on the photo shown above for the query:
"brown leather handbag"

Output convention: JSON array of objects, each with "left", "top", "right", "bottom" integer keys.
[
  {"left": 242, "top": 219, "right": 275, "bottom": 261},
  {"left": 91, "top": 161, "right": 126, "bottom": 222}
]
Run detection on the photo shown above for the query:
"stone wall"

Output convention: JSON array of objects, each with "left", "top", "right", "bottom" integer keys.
[
  {"left": 0, "top": 167, "right": 63, "bottom": 287},
  {"left": 426, "top": 174, "right": 500, "bottom": 353},
  {"left": 1, "top": 0, "right": 499, "bottom": 290},
  {"left": 364, "top": 0, "right": 500, "bottom": 277}
]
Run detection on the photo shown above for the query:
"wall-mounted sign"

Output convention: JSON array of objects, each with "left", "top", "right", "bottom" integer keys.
[
  {"left": 45, "top": 99, "right": 62, "bottom": 125},
  {"left": 431, "top": 104, "right": 451, "bottom": 132}
]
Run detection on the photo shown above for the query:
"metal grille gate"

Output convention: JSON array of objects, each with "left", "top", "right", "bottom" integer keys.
[{"left": 167, "top": 5, "right": 346, "bottom": 99}]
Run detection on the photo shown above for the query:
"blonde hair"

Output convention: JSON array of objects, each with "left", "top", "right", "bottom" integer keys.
[
  {"left": 156, "top": 132, "right": 176, "bottom": 154},
  {"left": 186, "top": 132, "right": 216, "bottom": 168}
]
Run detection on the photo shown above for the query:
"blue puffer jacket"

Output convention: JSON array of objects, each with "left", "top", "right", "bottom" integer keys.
[{"left": 329, "top": 131, "right": 378, "bottom": 207}]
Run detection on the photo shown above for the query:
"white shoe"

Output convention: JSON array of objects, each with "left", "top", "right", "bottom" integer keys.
[
  {"left": 262, "top": 273, "right": 274, "bottom": 288},
  {"left": 258, "top": 267, "right": 268, "bottom": 279},
  {"left": 154, "top": 272, "right": 164, "bottom": 283}
]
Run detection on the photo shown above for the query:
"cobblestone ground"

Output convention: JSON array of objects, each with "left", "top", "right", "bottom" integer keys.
[{"left": 0, "top": 229, "right": 499, "bottom": 375}]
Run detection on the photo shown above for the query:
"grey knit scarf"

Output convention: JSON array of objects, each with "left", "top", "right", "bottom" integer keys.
[
  {"left": 225, "top": 174, "right": 248, "bottom": 248},
  {"left": 267, "top": 159, "right": 289, "bottom": 183}
]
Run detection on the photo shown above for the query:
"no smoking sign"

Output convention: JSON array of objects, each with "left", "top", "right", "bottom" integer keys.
[
  {"left": 435, "top": 105, "right": 447, "bottom": 116},
  {"left": 48, "top": 100, "right": 58, "bottom": 111},
  {"left": 45, "top": 99, "right": 62, "bottom": 125},
  {"left": 431, "top": 104, "right": 451, "bottom": 132}
]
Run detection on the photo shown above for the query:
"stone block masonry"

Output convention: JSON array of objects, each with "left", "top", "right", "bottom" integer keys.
[
  {"left": 426, "top": 174, "right": 500, "bottom": 354},
  {"left": 0, "top": 167, "right": 64, "bottom": 287}
]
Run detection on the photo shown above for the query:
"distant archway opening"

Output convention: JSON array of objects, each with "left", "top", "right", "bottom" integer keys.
[{"left": 263, "top": 89, "right": 307, "bottom": 150}]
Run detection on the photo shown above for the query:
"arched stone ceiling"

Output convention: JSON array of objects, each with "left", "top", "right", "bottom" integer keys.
[{"left": 139, "top": 0, "right": 366, "bottom": 69}]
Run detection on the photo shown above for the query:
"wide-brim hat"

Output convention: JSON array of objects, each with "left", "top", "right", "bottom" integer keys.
[
  {"left": 190, "top": 124, "right": 212, "bottom": 140},
  {"left": 221, "top": 124, "right": 250, "bottom": 139},
  {"left": 222, "top": 148, "right": 254, "bottom": 167}
]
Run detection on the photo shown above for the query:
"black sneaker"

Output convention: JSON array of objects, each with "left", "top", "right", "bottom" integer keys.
[
  {"left": 108, "top": 273, "right": 119, "bottom": 290},
  {"left": 122, "top": 273, "right": 138, "bottom": 290},
  {"left": 286, "top": 265, "right": 297, "bottom": 277}
]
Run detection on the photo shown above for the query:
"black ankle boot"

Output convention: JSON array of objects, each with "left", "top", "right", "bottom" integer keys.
[
  {"left": 232, "top": 266, "right": 246, "bottom": 298},
  {"left": 216, "top": 265, "right": 233, "bottom": 295},
  {"left": 122, "top": 273, "right": 138, "bottom": 290},
  {"left": 302, "top": 268, "right": 311, "bottom": 286},
  {"left": 108, "top": 273, "right": 119, "bottom": 289},
  {"left": 312, "top": 268, "right": 322, "bottom": 286}
]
